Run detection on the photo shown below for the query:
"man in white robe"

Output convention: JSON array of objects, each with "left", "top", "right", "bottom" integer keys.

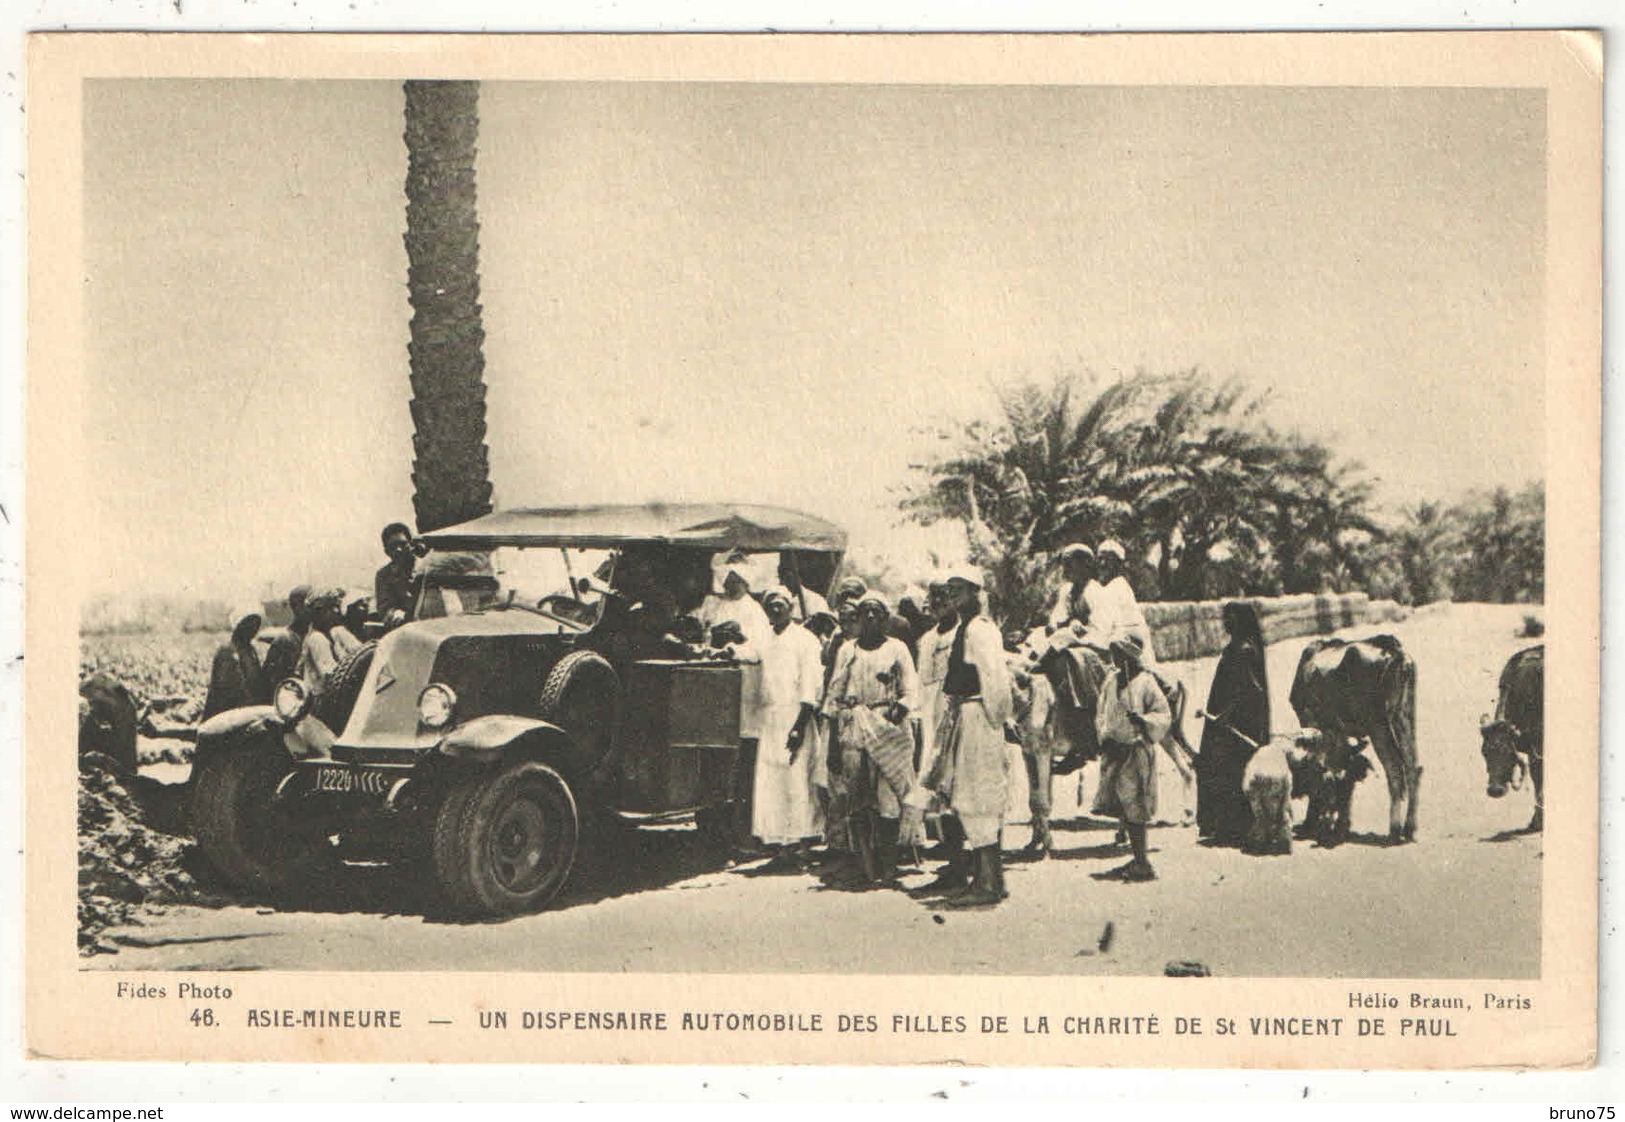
[
  {"left": 1093, "top": 539, "right": 1158, "bottom": 665},
  {"left": 1047, "top": 544, "right": 1100, "bottom": 631},
  {"left": 919, "top": 566, "right": 1014, "bottom": 908},
  {"left": 913, "top": 579, "right": 956, "bottom": 771},
  {"left": 752, "top": 588, "right": 825, "bottom": 859}
]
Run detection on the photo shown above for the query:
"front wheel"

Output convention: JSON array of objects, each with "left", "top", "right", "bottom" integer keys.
[
  {"left": 191, "top": 743, "right": 331, "bottom": 894},
  {"left": 431, "top": 761, "right": 580, "bottom": 916}
]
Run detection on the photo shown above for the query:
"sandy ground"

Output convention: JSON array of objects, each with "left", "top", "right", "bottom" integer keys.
[{"left": 86, "top": 603, "right": 1543, "bottom": 978}]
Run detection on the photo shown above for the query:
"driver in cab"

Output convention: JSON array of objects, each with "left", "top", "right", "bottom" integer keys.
[{"left": 589, "top": 546, "right": 697, "bottom": 663}]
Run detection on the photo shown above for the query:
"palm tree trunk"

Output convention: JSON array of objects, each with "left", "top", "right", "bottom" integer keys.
[{"left": 403, "top": 80, "right": 494, "bottom": 533}]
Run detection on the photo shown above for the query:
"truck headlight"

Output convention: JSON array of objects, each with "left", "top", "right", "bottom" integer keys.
[
  {"left": 418, "top": 683, "right": 457, "bottom": 730},
  {"left": 274, "top": 678, "right": 310, "bottom": 722}
]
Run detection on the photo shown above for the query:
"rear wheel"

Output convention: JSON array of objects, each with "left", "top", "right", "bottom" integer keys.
[
  {"left": 431, "top": 761, "right": 580, "bottom": 916},
  {"left": 191, "top": 744, "right": 331, "bottom": 894}
]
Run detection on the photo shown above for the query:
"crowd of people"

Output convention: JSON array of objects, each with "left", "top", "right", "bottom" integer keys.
[
  {"left": 199, "top": 522, "right": 427, "bottom": 720},
  {"left": 692, "top": 539, "right": 1274, "bottom": 908},
  {"left": 199, "top": 521, "right": 1278, "bottom": 911}
]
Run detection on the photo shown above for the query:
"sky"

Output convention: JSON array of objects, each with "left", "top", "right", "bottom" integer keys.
[{"left": 82, "top": 79, "right": 1545, "bottom": 604}]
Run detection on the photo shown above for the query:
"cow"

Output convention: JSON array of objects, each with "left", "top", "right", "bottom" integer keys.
[
  {"left": 1288, "top": 635, "right": 1420, "bottom": 847},
  {"left": 1480, "top": 645, "right": 1543, "bottom": 833}
]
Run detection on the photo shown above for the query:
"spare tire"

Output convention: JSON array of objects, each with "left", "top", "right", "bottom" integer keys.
[
  {"left": 538, "top": 650, "right": 618, "bottom": 772},
  {"left": 315, "top": 641, "right": 377, "bottom": 732}
]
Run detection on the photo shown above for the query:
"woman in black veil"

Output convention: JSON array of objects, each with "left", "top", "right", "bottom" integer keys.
[{"left": 1196, "top": 601, "right": 1270, "bottom": 846}]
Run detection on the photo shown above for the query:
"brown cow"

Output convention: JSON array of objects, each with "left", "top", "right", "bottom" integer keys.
[{"left": 1288, "top": 635, "right": 1420, "bottom": 846}]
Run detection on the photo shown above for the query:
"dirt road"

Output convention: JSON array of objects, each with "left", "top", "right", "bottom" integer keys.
[{"left": 87, "top": 603, "right": 1543, "bottom": 978}]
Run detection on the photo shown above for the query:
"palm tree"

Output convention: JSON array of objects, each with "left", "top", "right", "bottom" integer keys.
[
  {"left": 402, "top": 80, "right": 494, "bottom": 533},
  {"left": 903, "top": 374, "right": 1138, "bottom": 627},
  {"left": 1389, "top": 501, "right": 1457, "bottom": 605},
  {"left": 1263, "top": 435, "right": 1381, "bottom": 595},
  {"left": 1451, "top": 484, "right": 1545, "bottom": 603},
  {"left": 1114, "top": 373, "right": 1279, "bottom": 599},
  {"left": 904, "top": 368, "right": 1386, "bottom": 612}
]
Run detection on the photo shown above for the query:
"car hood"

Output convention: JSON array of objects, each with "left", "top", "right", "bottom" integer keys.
[{"left": 339, "top": 610, "right": 577, "bottom": 750}]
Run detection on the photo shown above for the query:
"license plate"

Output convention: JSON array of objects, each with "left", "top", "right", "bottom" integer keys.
[{"left": 313, "top": 766, "right": 391, "bottom": 795}]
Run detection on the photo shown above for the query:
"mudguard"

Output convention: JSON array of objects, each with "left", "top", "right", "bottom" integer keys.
[
  {"left": 196, "top": 705, "right": 280, "bottom": 745},
  {"left": 438, "top": 714, "right": 569, "bottom": 763}
]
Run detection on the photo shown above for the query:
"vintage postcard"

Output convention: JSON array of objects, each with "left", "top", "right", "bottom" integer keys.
[{"left": 25, "top": 31, "right": 1600, "bottom": 1067}]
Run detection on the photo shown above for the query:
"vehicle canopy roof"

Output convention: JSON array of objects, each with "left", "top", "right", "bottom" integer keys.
[{"left": 418, "top": 503, "right": 847, "bottom": 554}]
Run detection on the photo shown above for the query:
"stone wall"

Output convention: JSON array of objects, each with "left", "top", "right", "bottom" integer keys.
[{"left": 1144, "top": 593, "right": 1408, "bottom": 663}]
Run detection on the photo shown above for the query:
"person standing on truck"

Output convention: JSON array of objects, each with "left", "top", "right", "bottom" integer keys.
[{"left": 375, "top": 522, "right": 424, "bottom": 628}]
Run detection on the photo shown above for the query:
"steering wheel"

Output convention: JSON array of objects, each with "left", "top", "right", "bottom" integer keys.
[{"left": 535, "top": 595, "right": 595, "bottom": 629}]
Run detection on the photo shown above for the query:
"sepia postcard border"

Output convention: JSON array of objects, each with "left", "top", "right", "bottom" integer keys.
[{"left": 24, "top": 30, "right": 1602, "bottom": 1068}]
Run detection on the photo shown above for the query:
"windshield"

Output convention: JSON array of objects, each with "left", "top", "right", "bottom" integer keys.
[
  {"left": 413, "top": 547, "right": 614, "bottom": 622},
  {"left": 410, "top": 545, "right": 835, "bottom": 625}
]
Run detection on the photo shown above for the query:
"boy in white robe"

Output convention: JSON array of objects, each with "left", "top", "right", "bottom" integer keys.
[{"left": 1093, "top": 632, "right": 1172, "bottom": 882}]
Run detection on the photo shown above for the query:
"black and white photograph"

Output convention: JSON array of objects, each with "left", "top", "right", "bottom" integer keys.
[{"left": 24, "top": 31, "right": 1601, "bottom": 1070}]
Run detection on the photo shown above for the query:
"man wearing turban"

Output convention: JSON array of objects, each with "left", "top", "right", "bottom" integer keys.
[
  {"left": 917, "top": 566, "right": 1014, "bottom": 908},
  {"left": 751, "top": 587, "right": 826, "bottom": 864},
  {"left": 697, "top": 557, "right": 772, "bottom": 853},
  {"left": 823, "top": 592, "right": 922, "bottom": 888},
  {"left": 1092, "top": 540, "right": 1158, "bottom": 665}
]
